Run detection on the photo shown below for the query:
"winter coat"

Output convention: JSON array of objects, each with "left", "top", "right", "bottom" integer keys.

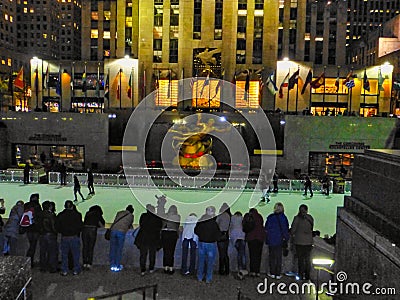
[
  {"left": 291, "top": 214, "right": 314, "bottom": 246},
  {"left": 135, "top": 212, "right": 163, "bottom": 249},
  {"left": 4, "top": 204, "right": 24, "bottom": 238},
  {"left": 265, "top": 212, "right": 290, "bottom": 247},
  {"left": 244, "top": 210, "right": 265, "bottom": 242}
]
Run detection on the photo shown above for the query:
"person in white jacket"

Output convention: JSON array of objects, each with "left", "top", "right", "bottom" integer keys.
[{"left": 181, "top": 213, "right": 198, "bottom": 275}]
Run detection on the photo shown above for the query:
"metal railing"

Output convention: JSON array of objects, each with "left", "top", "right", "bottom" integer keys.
[
  {"left": 15, "top": 277, "right": 32, "bottom": 300},
  {"left": 0, "top": 170, "right": 41, "bottom": 183},
  {"left": 45, "top": 171, "right": 352, "bottom": 193},
  {"left": 88, "top": 284, "right": 157, "bottom": 300}
]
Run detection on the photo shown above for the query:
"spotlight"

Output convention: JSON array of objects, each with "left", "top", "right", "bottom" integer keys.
[
  {"left": 219, "top": 116, "right": 226, "bottom": 122},
  {"left": 280, "top": 120, "right": 286, "bottom": 125}
]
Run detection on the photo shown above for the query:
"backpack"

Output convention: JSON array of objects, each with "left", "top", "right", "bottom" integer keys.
[
  {"left": 242, "top": 213, "right": 255, "bottom": 233},
  {"left": 20, "top": 207, "right": 35, "bottom": 227}
]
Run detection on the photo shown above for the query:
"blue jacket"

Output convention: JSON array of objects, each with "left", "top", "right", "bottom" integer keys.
[{"left": 265, "top": 212, "right": 290, "bottom": 247}]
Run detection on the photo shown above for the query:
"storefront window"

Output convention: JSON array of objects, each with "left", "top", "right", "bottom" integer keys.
[
  {"left": 309, "top": 152, "right": 353, "bottom": 179},
  {"left": 13, "top": 144, "right": 85, "bottom": 171}
]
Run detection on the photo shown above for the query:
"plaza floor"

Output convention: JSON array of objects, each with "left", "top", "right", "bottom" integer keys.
[{"left": 0, "top": 182, "right": 345, "bottom": 236}]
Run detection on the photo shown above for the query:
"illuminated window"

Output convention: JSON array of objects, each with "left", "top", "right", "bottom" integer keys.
[
  {"left": 10, "top": 16, "right": 13, "bottom": 23},
  {"left": 103, "top": 31, "right": 111, "bottom": 39},
  {"left": 30, "top": 8, "right": 34, "bottom": 13},
  {"left": 5, "top": 14, "right": 8, "bottom": 21},
  {"left": 7, "top": 58, "right": 11, "bottom": 67},
  {"left": 23, "top": 8, "right": 27, "bottom": 13},
  {"left": 91, "top": 29, "right": 98, "bottom": 38},
  {"left": 91, "top": 12, "right": 98, "bottom": 20},
  {"left": 126, "top": 17, "right": 132, "bottom": 27},
  {"left": 43, "top": 33, "right": 47, "bottom": 39}
]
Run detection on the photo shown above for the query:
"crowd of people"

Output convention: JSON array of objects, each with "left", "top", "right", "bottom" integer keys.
[{"left": 0, "top": 193, "right": 317, "bottom": 284}]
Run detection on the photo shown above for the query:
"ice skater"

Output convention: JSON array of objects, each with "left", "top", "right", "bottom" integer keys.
[
  {"left": 87, "top": 169, "right": 95, "bottom": 195},
  {"left": 73, "top": 175, "right": 85, "bottom": 202},
  {"left": 259, "top": 171, "right": 271, "bottom": 204}
]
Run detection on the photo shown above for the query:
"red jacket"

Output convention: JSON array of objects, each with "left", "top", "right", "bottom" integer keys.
[{"left": 245, "top": 210, "right": 265, "bottom": 242}]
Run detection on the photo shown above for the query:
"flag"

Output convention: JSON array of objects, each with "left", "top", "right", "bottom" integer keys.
[
  {"left": 288, "top": 69, "right": 300, "bottom": 90},
  {"left": 344, "top": 79, "right": 355, "bottom": 89},
  {"left": 310, "top": 72, "right": 325, "bottom": 89},
  {"left": 14, "top": 66, "right": 24, "bottom": 90},
  {"left": 142, "top": 69, "right": 146, "bottom": 99},
  {"left": 244, "top": 71, "right": 250, "bottom": 100},
  {"left": 301, "top": 70, "right": 312, "bottom": 94},
  {"left": 104, "top": 74, "right": 109, "bottom": 99},
  {"left": 117, "top": 84, "right": 120, "bottom": 100},
  {"left": 214, "top": 79, "right": 222, "bottom": 98},
  {"left": 200, "top": 73, "right": 210, "bottom": 97},
  {"left": 56, "top": 70, "right": 61, "bottom": 95},
  {"left": 34, "top": 68, "right": 39, "bottom": 92},
  {"left": 378, "top": 69, "right": 385, "bottom": 91},
  {"left": 266, "top": 72, "right": 278, "bottom": 95},
  {"left": 278, "top": 72, "right": 290, "bottom": 98},
  {"left": 43, "top": 66, "right": 49, "bottom": 89},
  {"left": 167, "top": 70, "right": 172, "bottom": 98},
  {"left": 127, "top": 73, "right": 132, "bottom": 97},
  {"left": 363, "top": 69, "right": 370, "bottom": 92},
  {"left": 343, "top": 70, "right": 353, "bottom": 85},
  {"left": 82, "top": 71, "right": 87, "bottom": 93}
]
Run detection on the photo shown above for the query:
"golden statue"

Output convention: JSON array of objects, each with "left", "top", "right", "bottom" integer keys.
[{"left": 170, "top": 115, "right": 229, "bottom": 169}]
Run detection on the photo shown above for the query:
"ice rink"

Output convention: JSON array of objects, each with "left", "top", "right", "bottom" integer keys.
[{"left": 0, "top": 182, "right": 345, "bottom": 236}]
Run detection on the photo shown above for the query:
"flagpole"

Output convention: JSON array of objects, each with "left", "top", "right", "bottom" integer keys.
[
  {"left": 23, "top": 71, "right": 26, "bottom": 111},
  {"left": 84, "top": 62, "right": 87, "bottom": 113},
  {"left": 97, "top": 62, "right": 101, "bottom": 112},
  {"left": 131, "top": 68, "right": 134, "bottom": 109},
  {"left": 323, "top": 66, "right": 326, "bottom": 114},
  {"left": 195, "top": 73, "right": 198, "bottom": 108},
  {"left": 295, "top": 66, "right": 299, "bottom": 114},
  {"left": 336, "top": 66, "right": 340, "bottom": 106},
  {"left": 119, "top": 68, "right": 122, "bottom": 109},
  {"left": 59, "top": 64, "right": 62, "bottom": 112},
  {"left": 273, "top": 70, "right": 276, "bottom": 111},
  {"left": 208, "top": 72, "right": 211, "bottom": 110},
  {"left": 308, "top": 71, "right": 312, "bottom": 110},
  {"left": 35, "top": 63, "right": 39, "bottom": 111},
  {"left": 40, "top": 59, "right": 43, "bottom": 110},
  {"left": 9, "top": 69, "right": 13, "bottom": 111},
  {"left": 363, "top": 68, "right": 366, "bottom": 114},
  {"left": 107, "top": 68, "right": 110, "bottom": 109},
  {"left": 48, "top": 63, "right": 51, "bottom": 99},
  {"left": 181, "top": 68, "right": 184, "bottom": 111},
  {"left": 286, "top": 69, "right": 290, "bottom": 113}
]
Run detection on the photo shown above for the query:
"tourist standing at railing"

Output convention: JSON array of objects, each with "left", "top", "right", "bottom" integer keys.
[
  {"left": 194, "top": 206, "right": 221, "bottom": 283},
  {"left": 216, "top": 202, "right": 231, "bottom": 276},
  {"left": 23, "top": 161, "right": 31, "bottom": 184},
  {"left": 37, "top": 201, "right": 58, "bottom": 273},
  {"left": 135, "top": 204, "right": 162, "bottom": 276},
  {"left": 230, "top": 211, "right": 247, "bottom": 276},
  {"left": 87, "top": 169, "right": 95, "bottom": 196},
  {"left": 109, "top": 205, "right": 134, "bottom": 272},
  {"left": 73, "top": 175, "right": 85, "bottom": 202},
  {"left": 82, "top": 205, "right": 105, "bottom": 270},
  {"left": 60, "top": 163, "right": 67, "bottom": 186},
  {"left": 291, "top": 204, "right": 314, "bottom": 281},
  {"left": 181, "top": 213, "right": 198, "bottom": 275},
  {"left": 3, "top": 200, "right": 24, "bottom": 256},
  {"left": 56, "top": 200, "right": 83, "bottom": 276},
  {"left": 265, "top": 202, "right": 290, "bottom": 280},
  {"left": 243, "top": 208, "right": 265, "bottom": 277},
  {"left": 160, "top": 205, "right": 181, "bottom": 274},
  {"left": 303, "top": 175, "right": 313, "bottom": 198}
]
